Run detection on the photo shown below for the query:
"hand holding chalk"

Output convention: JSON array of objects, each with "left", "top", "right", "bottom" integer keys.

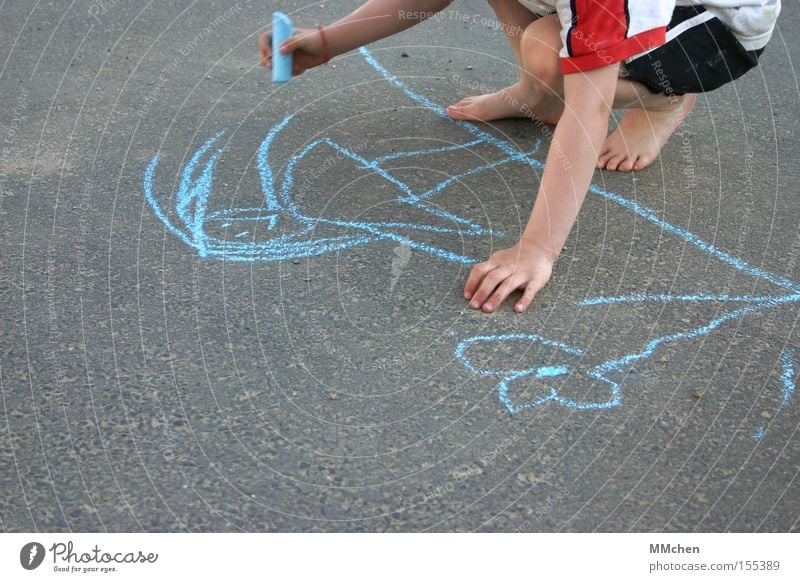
[
  {"left": 258, "top": 16, "right": 332, "bottom": 80},
  {"left": 272, "top": 12, "right": 293, "bottom": 83}
]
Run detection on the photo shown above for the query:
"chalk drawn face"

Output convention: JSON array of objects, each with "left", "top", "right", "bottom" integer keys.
[
  {"left": 143, "top": 47, "right": 797, "bottom": 418},
  {"left": 143, "top": 76, "right": 543, "bottom": 264}
]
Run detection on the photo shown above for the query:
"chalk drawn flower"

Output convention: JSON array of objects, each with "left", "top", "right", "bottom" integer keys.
[{"left": 454, "top": 333, "right": 626, "bottom": 413}]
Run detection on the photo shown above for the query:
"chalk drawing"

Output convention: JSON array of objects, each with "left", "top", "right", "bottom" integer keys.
[
  {"left": 779, "top": 348, "right": 796, "bottom": 406},
  {"left": 753, "top": 348, "right": 797, "bottom": 440},
  {"left": 143, "top": 64, "right": 545, "bottom": 263},
  {"left": 142, "top": 47, "right": 798, "bottom": 416},
  {"left": 454, "top": 334, "right": 610, "bottom": 413}
]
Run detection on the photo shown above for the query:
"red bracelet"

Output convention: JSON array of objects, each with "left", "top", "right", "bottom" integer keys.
[{"left": 317, "top": 24, "right": 330, "bottom": 64}]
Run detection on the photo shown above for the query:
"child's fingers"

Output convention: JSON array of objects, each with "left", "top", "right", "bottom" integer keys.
[
  {"left": 463, "top": 262, "right": 492, "bottom": 300},
  {"left": 280, "top": 36, "right": 300, "bottom": 55},
  {"left": 469, "top": 267, "right": 512, "bottom": 309},
  {"left": 515, "top": 280, "right": 542, "bottom": 313},
  {"left": 281, "top": 27, "right": 320, "bottom": 54},
  {"left": 483, "top": 275, "right": 525, "bottom": 313},
  {"left": 258, "top": 32, "right": 272, "bottom": 67}
]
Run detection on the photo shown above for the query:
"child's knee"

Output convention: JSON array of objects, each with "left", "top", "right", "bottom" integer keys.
[{"left": 520, "top": 20, "right": 561, "bottom": 90}]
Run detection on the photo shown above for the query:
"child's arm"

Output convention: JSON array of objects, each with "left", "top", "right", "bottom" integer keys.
[
  {"left": 259, "top": 0, "right": 453, "bottom": 75},
  {"left": 464, "top": 64, "right": 620, "bottom": 313}
]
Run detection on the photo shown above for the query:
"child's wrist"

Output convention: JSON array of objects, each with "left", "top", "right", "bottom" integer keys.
[
  {"left": 519, "top": 236, "right": 560, "bottom": 264},
  {"left": 317, "top": 25, "right": 331, "bottom": 63},
  {"left": 318, "top": 22, "right": 351, "bottom": 60}
]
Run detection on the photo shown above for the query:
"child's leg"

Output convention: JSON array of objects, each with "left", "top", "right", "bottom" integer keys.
[
  {"left": 600, "top": 4, "right": 770, "bottom": 171},
  {"left": 486, "top": 0, "right": 538, "bottom": 70},
  {"left": 597, "top": 84, "right": 696, "bottom": 172},
  {"left": 447, "top": 9, "right": 693, "bottom": 170},
  {"left": 447, "top": 10, "right": 565, "bottom": 125}
]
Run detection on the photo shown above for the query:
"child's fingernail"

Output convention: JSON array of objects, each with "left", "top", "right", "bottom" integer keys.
[
  {"left": 469, "top": 300, "right": 479, "bottom": 309},
  {"left": 464, "top": 292, "right": 472, "bottom": 300},
  {"left": 515, "top": 304, "right": 524, "bottom": 312},
  {"left": 483, "top": 303, "right": 493, "bottom": 311}
]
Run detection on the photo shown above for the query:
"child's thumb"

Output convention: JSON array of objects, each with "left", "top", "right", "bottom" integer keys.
[{"left": 279, "top": 37, "right": 299, "bottom": 55}]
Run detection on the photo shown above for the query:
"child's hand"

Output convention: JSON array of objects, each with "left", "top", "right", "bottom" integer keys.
[
  {"left": 464, "top": 239, "right": 556, "bottom": 313},
  {"left": 258, "top": 27, "right": 329, "bottom": 76}
]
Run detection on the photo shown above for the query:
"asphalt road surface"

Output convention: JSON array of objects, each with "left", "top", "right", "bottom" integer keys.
[{"left": 1, "top": 0, "right": 799, "bottom": 532}]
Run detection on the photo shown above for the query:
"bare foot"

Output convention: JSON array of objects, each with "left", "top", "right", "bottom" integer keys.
[
  {"left": 447, "top": 82, "right": 562, "bottom": 125},
  {"left": 597, "top": 94, "right": 697, "bottom": 172}
]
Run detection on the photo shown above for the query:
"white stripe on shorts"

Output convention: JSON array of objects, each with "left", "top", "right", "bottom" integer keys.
[{"left": 627, "top": 9, "right": 716, "bottom": 62}]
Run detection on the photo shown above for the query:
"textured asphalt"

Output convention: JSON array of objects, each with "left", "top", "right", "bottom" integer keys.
[{"left": 1, "top": 0, "right": 799, "bottom": 532}]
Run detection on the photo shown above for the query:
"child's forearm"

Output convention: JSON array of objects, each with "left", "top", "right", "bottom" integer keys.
[
  {"left": 521, "top": 66, "right": 619, "bottom": 261},
  {"left": 324, "top": 0, "right": 453, "bottom": 57},
  {"left": 462, "top": 65, "right": 620, "bottom": 313}
]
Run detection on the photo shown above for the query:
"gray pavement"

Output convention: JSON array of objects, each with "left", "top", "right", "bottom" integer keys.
[{"left": 1, "top": 0, "right": 799, "bottom": 532}]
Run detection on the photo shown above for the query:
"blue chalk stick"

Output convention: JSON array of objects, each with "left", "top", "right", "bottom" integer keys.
[{"left": 272, "top": 12, "right": 293, "bottom": 83}]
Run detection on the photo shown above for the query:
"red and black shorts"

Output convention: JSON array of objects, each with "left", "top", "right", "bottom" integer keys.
[
  {"left": 521, "top": 1, "right": 764, "bottom": 95},
  {"left": 622, "top": 5, "right": 764, "bottom": 95},
  {"left": 555, "top": 0, "right": 673, "bottom": 75}
]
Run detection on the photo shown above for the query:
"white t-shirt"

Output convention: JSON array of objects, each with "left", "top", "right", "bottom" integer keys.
[
  {"left": 516, "top": 0, "right": 556, "bottom": 15},
  {"left": 676, "top": 1, "right": 780, "bottom": 50}
]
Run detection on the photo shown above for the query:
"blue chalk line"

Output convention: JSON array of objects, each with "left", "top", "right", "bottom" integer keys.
[
  {"left": 374, "top": 138, "right": 485, "bottom": 162},
  {"left": 580, "top": 293, "right": 783, "bottom": 306},
  {"left": 780, "top": 348, "right": 795, "bottom": 406},
  {"left": 752, "top": 350, "right": 796, "bottom": 439}
]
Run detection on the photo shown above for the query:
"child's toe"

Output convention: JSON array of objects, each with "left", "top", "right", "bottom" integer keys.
[
  {"left": 632, "top": 155, "right": 654, "bottom": 171},
  {"left": 604, "top": 155, "right": 626, "bottom": 171},
  {"left": 618, "top": 158, "right": 635, "bottom": 172},
  {"left": 448, "top": 97, "right": 474, "bottom": 110}
]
